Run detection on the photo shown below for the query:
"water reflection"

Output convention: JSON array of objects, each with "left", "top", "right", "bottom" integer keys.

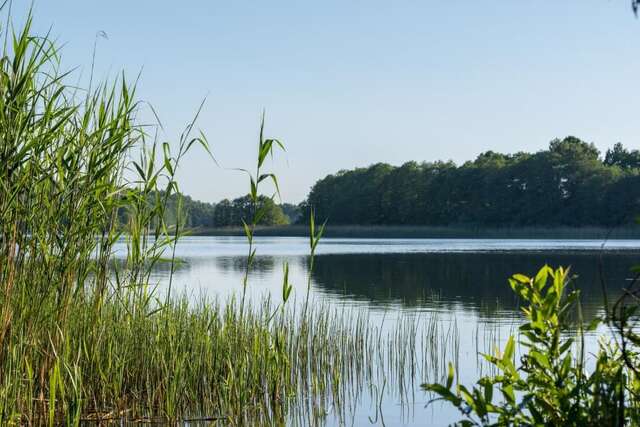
[
  {"left": 214, "top": 256, "right": 276, "bottom": 274},
  {"left": 310, "top": 251, "right": 637, "bottom": 319},
  {"left": 135, "top": 237, "right": 640, "bottom": 426},
  {"left": 159, "top": 248, "right": 638, "bottom": 322}
]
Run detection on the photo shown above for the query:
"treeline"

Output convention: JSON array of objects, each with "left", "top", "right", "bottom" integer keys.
[
  {"left": 299, "top": 137, "right": 640, "bottom": 227},
  {"left": 118, "top": 193, "right": 291, "bottom": 228}
]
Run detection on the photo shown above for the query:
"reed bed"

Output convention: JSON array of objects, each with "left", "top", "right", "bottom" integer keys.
[
  {"left": 1, "top": 289, "right": 462, "bottom": 425},
  {"left": 0, "top": 10, "right": 465, "bottom": 425}
]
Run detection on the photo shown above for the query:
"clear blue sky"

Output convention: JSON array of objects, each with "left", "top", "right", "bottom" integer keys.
[{"left": 29, "top": 1, "right": 640, "bottom": 203}]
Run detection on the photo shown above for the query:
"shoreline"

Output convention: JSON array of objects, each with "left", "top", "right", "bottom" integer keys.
[{"left": 186, "top": 225, "right": 640, "bottom": 239}]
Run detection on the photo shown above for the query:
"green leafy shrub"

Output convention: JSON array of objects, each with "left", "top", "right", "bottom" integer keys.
[{"left": 424, "top": 266, "right": 640, "bottom": 426}]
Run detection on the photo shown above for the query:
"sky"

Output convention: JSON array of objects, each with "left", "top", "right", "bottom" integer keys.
[{"left": 26, "top": 1, "right": 640, "bottom": 203}]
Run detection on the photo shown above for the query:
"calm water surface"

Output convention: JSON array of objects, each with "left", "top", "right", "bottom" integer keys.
[{"left": 140, "top": 237, "right": 640, "bottom": 426}]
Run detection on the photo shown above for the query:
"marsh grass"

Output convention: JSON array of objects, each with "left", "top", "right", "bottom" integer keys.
[
  {"left": 3, "top": 289, "right": 461, "bottom": 425},
  {"left": 0, "top": 9, "right": 465, "bottom": 425}
]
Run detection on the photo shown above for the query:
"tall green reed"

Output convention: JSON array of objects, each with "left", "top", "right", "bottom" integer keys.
[
  {"left": 0, "top": 8, "right": 209, "bottom": 423},
  {"left": 235, "top": 112, "right": 284, "bottom": 316}
]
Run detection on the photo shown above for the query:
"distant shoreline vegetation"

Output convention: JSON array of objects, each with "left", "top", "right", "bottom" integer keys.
[
  {"left": 117, "top": 192, "right": 296, "bottom": 228},
  {"left": 188, "top": 224, "right": 640, "bottom": 239},
  {"left": 170, "top": 137, "right": 640, "bottom": 230},
  {"left": 298, "top": 138, "right": 640, "bottom": 228}
]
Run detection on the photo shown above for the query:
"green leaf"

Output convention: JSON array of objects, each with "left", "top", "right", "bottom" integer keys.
[
  {"left": 501, "top": 384, "right": 515, "bottom": 405},
  {"left": 559, "top": 337, "right": 574, "bottom": 355},
  {"left": 162, "top": 142, "right": 174, "bottom": 175},
  {"left": 534, "top": 266, "right": 550, "bottom": 290},
  {"left": 242, "top": 219, "right": 252, "bottom": 242},
  {"left": 309, "top": 209, "right": 315, "bottom": 249},
  {"left": 312, "top": 220, "right": 327, "bottom": 252},
  {"left": 482, "top": 380, "right": 493, "bottom": 404},
  {"left": 132, "top": 160, "right": 145, "bottom": 180},
  {"left": 282, "top": 262, "right": 292, "bottom": 303},
  {"left": 512, "top": 273, "right": 530, "bottom": 284},
  {"left": 503, "top": 336, "right": 515, "bottom": 361},
  {"left": 258, "top": 173, "right": 281, "bottom": 199},
  {"left": 446, "top": 362, "right": 455, "bottom": 389},
  {"left": 458, "top": 384, "right": 475, "bottom": 407},
  {"left": 529, "top": 350, "right": 550, "bottom": 369},
  {"left": 422, "top": 383, "right": 462, "bottom": 406},
  {"left": 258, "top": 139, "right": 272, "bottom": 168},
  {"left": 250, "top": 177, "right": 257, "bottom": 200}
]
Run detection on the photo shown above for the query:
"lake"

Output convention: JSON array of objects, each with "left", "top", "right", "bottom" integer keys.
[{"left": 138, "top": 236, "right": 640, "bottom": 426}]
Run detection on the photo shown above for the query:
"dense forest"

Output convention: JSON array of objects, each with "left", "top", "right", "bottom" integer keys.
[
  {"left": 299, "top": 137, "right": 640, "bottom": 227},
  {"left": 140, "top": 136, "right": 640, "bottom": 229}
]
